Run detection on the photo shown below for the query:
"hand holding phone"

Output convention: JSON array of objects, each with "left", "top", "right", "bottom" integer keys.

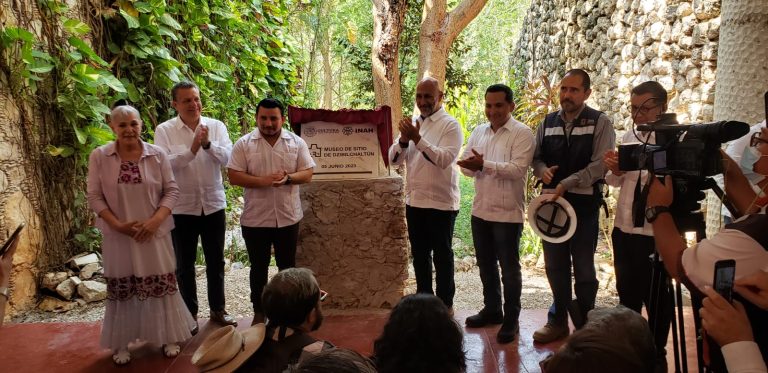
[
  {"left": 0, "top": 223, "right": 24, "bottom": 258},
  {"left": 713, "top": 259, "right": 736, "bottom": 303}
]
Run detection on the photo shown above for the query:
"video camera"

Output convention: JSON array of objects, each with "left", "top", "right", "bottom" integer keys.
[
  {"left": 617, "top": 113, "right": 749, "bottom": 220},
  {"left": 618, "top": 113, "right": 749, "bottom": 178}
]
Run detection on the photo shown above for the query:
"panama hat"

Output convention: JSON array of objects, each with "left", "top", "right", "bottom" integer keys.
[
  {"left": 191, "top": 324, "right": 266, "bottom": 372},
  {"left": 527, "top": 194, "right": 578, "bottom": 243}
]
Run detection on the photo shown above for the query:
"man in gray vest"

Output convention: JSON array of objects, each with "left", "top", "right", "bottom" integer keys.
[{"left": 531, "top": 69, "right": 615, "bottom": 343}]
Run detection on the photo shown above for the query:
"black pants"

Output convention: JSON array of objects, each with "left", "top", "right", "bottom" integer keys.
[
  {"left": 612, "top": 228, "right": 673, "bottom": 357},
  {"left": 405, "top": 205, "right": 458, "bottom": 308},
  {"left": 471, "top": 216, "right": 523, "bottom": 323},
  {"left": 543, "top": 193, "right": 600, "bottom": 326},
  {"left": 172, "top": 209, "right": 226, "bottom": 316},
  {"left": 242, "top": 223, "right": 299, "bottom": 312}
]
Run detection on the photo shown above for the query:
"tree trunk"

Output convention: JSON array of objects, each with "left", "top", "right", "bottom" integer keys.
[
  {"left": 706, "top": 0, "right": 768, "bottom": 236},
  {"left": 416, "top": 0, "right": 488, "bottom": 88},
  {"left": 321, "top": 27, "right": 333, "bottom": 109},
  {"left": 372, "top": 0, "right": 408, "bottom": 137}
]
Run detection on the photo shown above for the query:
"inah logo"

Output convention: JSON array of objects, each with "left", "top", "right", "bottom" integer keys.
[
  {"left": 303, "top": 127, "right": 317, "bottom": 137},
  {"left": 342, "top": 127, "right": 353, "bottom": 136}
]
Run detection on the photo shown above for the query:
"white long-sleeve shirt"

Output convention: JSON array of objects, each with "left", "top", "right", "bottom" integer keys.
[
  {"left": 388, "top": 107, "right": 463, "bottom": 211},
  {"left": 459, "top": 117, "right": 534, "bottom": 223},
  {"left": 605, "top": 128, "right": 655, "bottom": 236},
  {"left": 154, "top": 116, "right": 232, "bottom": 215}
]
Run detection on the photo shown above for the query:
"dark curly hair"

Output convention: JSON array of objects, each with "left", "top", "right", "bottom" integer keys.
[{"left": 373, "top": 294, "right": 466, "bottom": 373}]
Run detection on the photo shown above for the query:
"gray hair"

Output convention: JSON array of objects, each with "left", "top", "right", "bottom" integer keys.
[
  {"left": 110, "top": 105, "right": 141, "bottom": 123},
  {"left": 262, "top": 268, "right": 320, "bottom": 327}
]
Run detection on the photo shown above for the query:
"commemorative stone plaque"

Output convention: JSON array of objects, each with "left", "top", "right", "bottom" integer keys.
[{"left": 301, "top": 121, "right": 383, "bottom": 179}]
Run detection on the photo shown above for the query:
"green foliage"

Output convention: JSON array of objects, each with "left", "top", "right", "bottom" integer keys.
[
  {"left": 105, "top": 0, "right": 299, "bottom": 137},
  {"left": 2, "top": 0, "right": 300, "bottom": 254},
  {"left": 453, "top": 174, "right": 476, "bottom": 258}
]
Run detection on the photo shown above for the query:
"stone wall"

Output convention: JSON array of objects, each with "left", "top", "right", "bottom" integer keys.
[
  {"left": 514, "top": 0, "right": 721, "bottom": 128},
  {"left": 298, "top": 176, "right": 408, "bottom": 309}
]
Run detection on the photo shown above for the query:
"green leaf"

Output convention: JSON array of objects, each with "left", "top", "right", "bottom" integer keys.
[
  {"left": 133, "top": 1, "right": 153, "bottom": 13},
  {"left": 86, "top": 96, "right": 111, "bottom": 116},
  {"left": 45, "top": 145, "right": 75, "bottom": 157},
  {"left": 158, "top": 25, "right": 179, "bottom": 40},
  {"left": 27, "top": 60, "right": 54, "bottom": 73},
  {"left": 67, "top": 37, "right": 108, "bottom": 66},
  {"left": 160, "top": 13, "right": 182, "bottom": 30},
  {"left": 73, "top": 124, "right": 88, "bottom": 144},
  {"left": 63, "top": 18, "right": 91, "bottom": 36},
  {"left": 205, "top": 72, "right": 228, "bottom": 82},
  {"left": 122, "top": 79, "right": 141, "bottom": 102},
  {"left": 120, "top": 9, "right": 141, "bottom": 29},
  {"left": 4, "top": 27, "right": 35, "bottom": 43},
  {"left": 99, "top": 73, "right": 126, "bottom": 93}
]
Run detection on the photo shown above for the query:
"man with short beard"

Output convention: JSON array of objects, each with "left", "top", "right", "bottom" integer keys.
[
  {"left": 388, "top": 76, "right": 463, "bottom": 311},
  {"left": 227, "top": 98, "right": 315, "bottom": 325},
  {"left": 531, "top": 69, "right": 615, "bottom": 343}
]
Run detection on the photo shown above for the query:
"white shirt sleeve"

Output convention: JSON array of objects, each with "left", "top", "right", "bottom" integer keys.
[{"left": 721, "top": 341, "right": 767, "bottom": 373}]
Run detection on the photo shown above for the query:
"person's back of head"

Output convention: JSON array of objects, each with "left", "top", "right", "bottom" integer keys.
[
  {"left": 291, "top": 348, "right": 376, "bottom": 373},
  {"left": 541, "top": 306, "right": 656, "bottom": 373},
  {"left": 262, "top": 267, "right": 321, "bottom": 328},
  {"left": 373, "top": 294, "right": 465, "bottom": 373}
]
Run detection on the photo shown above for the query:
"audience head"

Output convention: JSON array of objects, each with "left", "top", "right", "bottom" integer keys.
[
  {"left": 630, "top": 81, "right": 668, "bottom": 125},
  {"left": 262, "top": 267, "right": 323, "bottom": 331},
  {"left": 291, "top": 348, "right": 377, "bottom": 373},
  {"left": 540, "top": 306, "right": 656, "bottom": 373},
  {"left": 373, "top": 293, "right": 466, "bottom": 373}
]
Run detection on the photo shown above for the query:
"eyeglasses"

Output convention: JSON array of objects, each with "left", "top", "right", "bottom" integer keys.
[
  {"left": 630, "top": 103, "right": 661, "bottom": 115},
  {"left": 750, "top": 132, "right": 768, "bottom": 147},
  {"left": 319, "top": 289, "right": 328, "bottom": 302}
]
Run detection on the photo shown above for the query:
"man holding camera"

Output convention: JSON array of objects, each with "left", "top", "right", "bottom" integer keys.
[
  {"left": 531, "top": 69, "right": 615, "bottom": 343},
  {"left": 646, "top": 128, "right": 768, "bottom": 370},
  {"left": 603, "top": 81, "right": 673, "bottom": 366}
]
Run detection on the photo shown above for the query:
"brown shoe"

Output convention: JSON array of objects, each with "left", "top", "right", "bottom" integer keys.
[
  {"left": 532, "top": 323, "right": 569, "bottom": 344},
  {"left": 210, "top": 310, "right": 238, "bottom": 326}
]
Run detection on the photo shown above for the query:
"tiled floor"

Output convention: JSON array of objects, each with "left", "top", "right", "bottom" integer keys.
[{"left": 0, "top": 308, "right": 699, "bottom": 372}]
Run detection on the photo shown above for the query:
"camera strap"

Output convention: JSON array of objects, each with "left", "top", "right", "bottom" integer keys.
[{"left": 632, "top": 172, "right": 650, "bottom": 227}]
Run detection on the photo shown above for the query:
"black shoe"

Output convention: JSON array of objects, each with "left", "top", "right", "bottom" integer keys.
[
  {"left": 465, "top": 310, "right": 503, "bottom": 328},
  {"left": 211, "top": 310, "right": 238, "bottom": 326},
  {"left": 567, "top": 299, "right": 586, "bottom": 329},
  {"left": 496, "top": 321, "right": 519, "bottom": 344}
]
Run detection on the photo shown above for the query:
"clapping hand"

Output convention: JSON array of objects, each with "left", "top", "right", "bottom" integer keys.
[
  {"left": 457, "top": 149, "right": 484, "bottom": 171},
  {"left": 398, "top": 118, "right": 421, "bottom": 144}
]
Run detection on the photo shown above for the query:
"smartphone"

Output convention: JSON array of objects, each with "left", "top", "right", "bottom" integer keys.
[
  {"left": 713, "top": 259, "right": 736, "bottom": 303},
  {"left": 0, "top": 223, "right": 25, "bottom": 257}
]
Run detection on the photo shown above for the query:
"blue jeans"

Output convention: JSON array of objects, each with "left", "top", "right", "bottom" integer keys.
[
  {"left": 543, "top": 193, "right": 600, "bottom": 326},
  {"left": 406, "top": 205, "right": 458, "bottom": 307},
  {"left": 471, "top": 216, "right": 523, "bottom": 323}
]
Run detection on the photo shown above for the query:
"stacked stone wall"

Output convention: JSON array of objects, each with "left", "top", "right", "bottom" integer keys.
[
  {"left": 514, "top": 0, "right": 721, "bottom": 129},
  {"left": 298, "top": 177, "right": 409, "bottom": 309}
]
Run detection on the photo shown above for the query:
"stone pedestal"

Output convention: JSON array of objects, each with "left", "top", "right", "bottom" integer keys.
[{"left": 298, "top": 176, "right": 408, "bottom": 309}]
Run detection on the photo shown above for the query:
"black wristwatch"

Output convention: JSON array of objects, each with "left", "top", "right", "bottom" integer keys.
[
  {"left": 645, "top": 205, "right": 671, "bottom": 223},
  {"left": 285, "top": 174, "right": 292, "bottom": 185},
  {"left": 202, "top": 141, "right": 211, "bottom": 150}
]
